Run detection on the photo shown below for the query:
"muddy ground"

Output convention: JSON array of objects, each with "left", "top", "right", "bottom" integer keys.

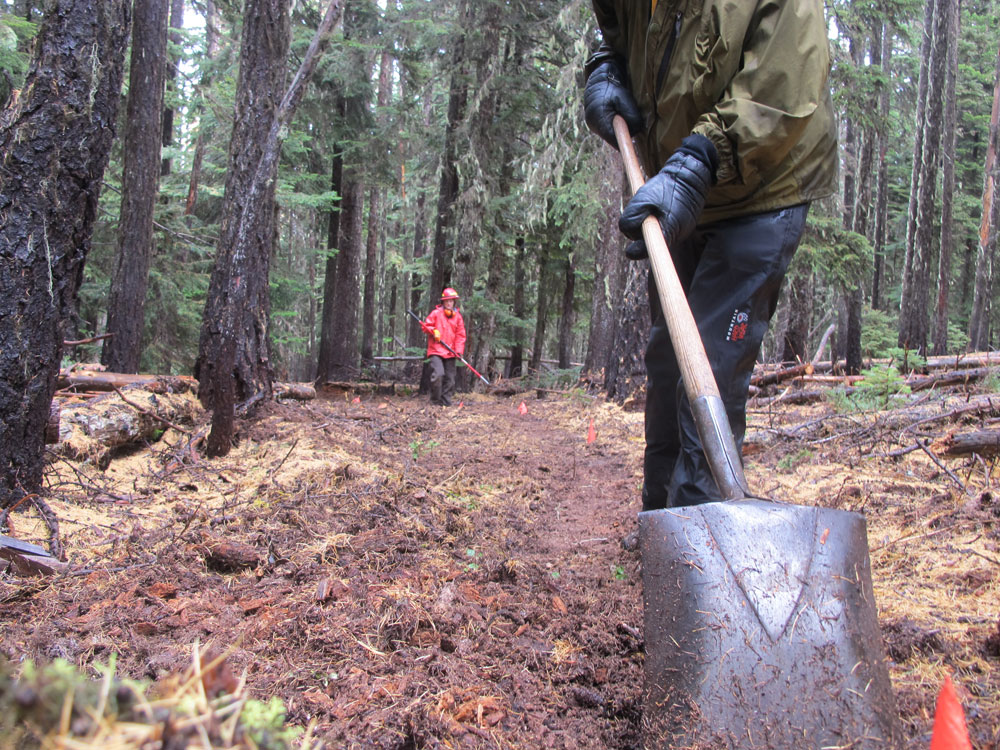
[{"left": 1, "top": 382, "right": 998, "bottom": 748}]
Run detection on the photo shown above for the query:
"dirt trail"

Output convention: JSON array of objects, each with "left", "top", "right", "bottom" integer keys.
[
  {"left": 3, "top": 385, "right": 998, "bottom": 749},
  {"left": 1, "top": 390, "right": 648, "bottom": 749}
]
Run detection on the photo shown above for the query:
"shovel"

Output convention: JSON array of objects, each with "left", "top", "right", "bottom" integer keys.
[{"left": 612, "top": 115, "right": 902, "bottom": 749}]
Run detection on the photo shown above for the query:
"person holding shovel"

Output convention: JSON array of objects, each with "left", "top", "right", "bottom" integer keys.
[
  {"left": 584, "top": 0, "right": 838, "bottom": 510},
  {"left": 419, "top": 288, "right": 467, "bottom": 407}
]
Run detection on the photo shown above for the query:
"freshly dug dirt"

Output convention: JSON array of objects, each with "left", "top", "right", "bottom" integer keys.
[{"left": 1, "top": 386, "right": 998, "bottom": 749}]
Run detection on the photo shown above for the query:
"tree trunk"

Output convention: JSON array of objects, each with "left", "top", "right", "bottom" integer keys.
[
  {"left": 932, "top": 0, "right": 961, "bottom": 355},
  {"left": 969, "top": 43, "right": 1000, "bottom": 350},
  {"left": 314, "top": 0, "right": 368, "bottom": 384},
  {"left": 101, "top": 0, "right": 169, "bottom": 373},
  {"left": 473, "top": 181, "right": 509, "bottom": 386},
  {"left": 557, "top": 256, "right": 576, "bottom": 370},
  {"left": 584, "top": 149, "right": 628, "bottom": 381},
  {"left": 529, "top": 247, "right": 551, "bottom": 374},
  {"left": 871, "top": 20, "right": 891, "bottom": 311},
  {"left": 195, "top": 0, "right": 290, "bottom": 456},
  {"left": 405, "top": 191, "right": 427, "bottom": 378},
  {"left": 0, "top": 0, "right": 129, "bottom": 508},
  {"left": 184, "top": 0, "right": 217, "bottom": 219},
  {"left": 160, "top": 0, "right": 183, "bottom": 177},
  {"left": 780, "top": 268, "right": 812, "bottom": 364},
  {"left": 841, "top": 32, "right": 862, "bottom": 375},
  {"left": 429, "top": 0, "right": 470, "bottom": 298},
  {"left": 320, "top": 175, "right": 365, "bottom": 382},
  {"left": 899, "top": 0, "right": 935, "bottom": 311},
  {"left": 360, "top": 49, "right": 392, "bottom": 371},
  {"left": 605, "top": 262, "right": 650, "bottom": 403},
  {"left": 899, "top": 0, "right": 952, "bottom": 355},
  {"left": 360, "top": 184, "right": 380, "bottom": 369},
  {"left": 196, "top": 0, "right": 344, "bottom": 455},
  {"left": 508, "top": 237, "right": 526, "bottom": 378},
  {"left": 316, "top": 150, "right": 344, "bottom": 380}
]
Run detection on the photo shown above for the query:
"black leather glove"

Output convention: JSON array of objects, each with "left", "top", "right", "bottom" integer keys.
[
  {"left": 619, "top": 134, "right": 719, "bottom": 259},
  {"left": 584, "top": 58, "right": 643, "bottom": 149}
]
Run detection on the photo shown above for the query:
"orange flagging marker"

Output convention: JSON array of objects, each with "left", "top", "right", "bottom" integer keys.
[
  {"left": 587, "top": 418, "right": 596, "bottom": 444},
  {"left": 518, "top": 401, "right": 528, "bottom": 415},
  {"left": 930, "top": 675, "right": 972, "bottom": 750}
]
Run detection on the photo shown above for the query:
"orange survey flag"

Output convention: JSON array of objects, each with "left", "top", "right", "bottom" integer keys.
[
  {"left": 518, "top": 401, "right": 528, "bottom": 415},
  {"left": 587, "top": 418, "right": 596, "bottom": 444}
]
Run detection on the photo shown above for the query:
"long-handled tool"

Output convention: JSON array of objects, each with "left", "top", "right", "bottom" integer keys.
[
  {"left": 612, "top": 115, "right": 901, "bottom": 749},
  {"left": 406, "top": 309, "right": 490, "bottom": 385}
]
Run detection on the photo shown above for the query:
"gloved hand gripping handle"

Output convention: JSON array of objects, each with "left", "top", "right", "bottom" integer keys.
[{"left": 611, "top": 115, "right": 749, "bottom": 501}]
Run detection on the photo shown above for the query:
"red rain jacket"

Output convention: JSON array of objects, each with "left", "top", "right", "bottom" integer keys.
[{"left": 424, "top": 305, "right": 466, "bottom": 359}]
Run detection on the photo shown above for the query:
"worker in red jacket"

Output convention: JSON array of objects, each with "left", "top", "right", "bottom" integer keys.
[{"left": 420, "top": 288, "right": 467, "bottom": 406}]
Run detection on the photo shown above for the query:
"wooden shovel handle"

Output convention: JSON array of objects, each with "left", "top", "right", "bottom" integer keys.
[{"left": 612, "top": 115, "right": 720, "bottom": 403}]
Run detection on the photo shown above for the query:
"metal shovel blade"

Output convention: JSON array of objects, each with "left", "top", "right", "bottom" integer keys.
[{"left": 639, "top": 500, "right": 902, "bottom": 749}]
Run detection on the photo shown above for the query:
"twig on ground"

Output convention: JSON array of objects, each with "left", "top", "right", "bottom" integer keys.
[
  {"left": 917, "top": 439, "right": 968, "bottom": 494},
  {"left": 963, "top": 548, "right": 1000, "bottom": 566},
  {"left": 271, "top": 439, "right": 300, "bottom": 476},
  {"left": 871, "top": 520, "right": 986, "bottom": 552}
]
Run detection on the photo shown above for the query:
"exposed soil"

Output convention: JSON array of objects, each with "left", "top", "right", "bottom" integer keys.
[{"left": 1, "top": 384, "right": 998, "bottom": 748}]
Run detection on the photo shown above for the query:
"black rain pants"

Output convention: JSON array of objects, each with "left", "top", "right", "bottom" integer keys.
[{"left": 642, "top": 203, "right": 809, "bottom": 510}]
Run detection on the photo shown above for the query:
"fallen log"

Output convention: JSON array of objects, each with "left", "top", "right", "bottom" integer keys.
[
  {"left": 57, "top": 369, "right": 197, "bottom": 394},
  {"left": 274, "top": 382, "right": 316, "bottom": 401},
  {"left": 908, "top": 366, "right": 999, "bottom": 391},
  {"left": 751, "top": 351, "right": 1000, "bottom": 383},
  {"left": 49, "top": 389, "right": 203, "bottom": 468},
  {"left": 751, "top": 362, "right": 815, "bottom": 388},
  {"left": 934, "top": 429, "right": 1000, "bottom": 457},
  {"left": 749, "top": 388, "right": 832, "bottom": 408}
]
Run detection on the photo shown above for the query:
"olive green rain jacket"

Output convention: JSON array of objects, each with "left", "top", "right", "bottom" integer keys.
[{"left": 589, "top": 0, "right": 838, "bottom": 224}]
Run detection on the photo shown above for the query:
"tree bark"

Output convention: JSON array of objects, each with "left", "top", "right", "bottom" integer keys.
[
  {"left": 780, "top": 267, "right": 812, "bottom": 364},
  {"left": 195, "top": 0, "right": 290, "bottom": 456},
  {"left": 160, "top": 0, "right": 183, "bottom": 177},
  {"left": 557, "top": 256, "right": 576, "bottom": 370},
  {"left": 968, "top": 43, "right": 1000, "bottom": 350},
  {"left": 529, "top": 247, "right": 552, "bottom": 374},
  {"left": 184, "top": 0, "right": 217, "bottom": 219},
  {"left": 842, "top": 33, "right": 862, "bottom": 375},
  {"left": 405, "top": 191, "right": 427, "bottom": 378},
  {"left": 899, "top": 0, "right": 935, "bottom": 310},
  {"left": 429, "top": 0, "right": 470, "bottom": 298},
  {"left": 315, "top": 0, "right": 370, "bottom": 384},
  {"left": 101, "top": 0, "right": 169, "bottom": 373},
  {"left": 899, "top": 0, "right": 952, "bottom": 354},
  {"left": 321, "top": 176, "right": 365, "bottom": 381},
  {"left": 316, "top": 150, "right": 344, "bottom": 380},
  {"left": 0, "top": 0, "right": 129, "bottom": 508},
  {"left": 932, "top": 0, "right": 961, "bottom": 355},
  {"left": 508, "top": 237, "right": 526, "bottom": 378},
  {"left": 196, "top": 0, "right": 343, "bottom": 455},
  {"left": 605, "top": 261, "right": 649, "bottom": 403},
  {"left": 360, "top": 184, "right": 380, "bottom": 369},
  {"left": 584, "top": 149, "right": 628, "bottom": 381},
  {"left": 871, "top": 20, "right": 891, "bottom": 311}
]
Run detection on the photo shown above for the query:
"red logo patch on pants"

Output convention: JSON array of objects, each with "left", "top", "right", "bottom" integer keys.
[{"left": 727, "top": 310, "right": 749, "bottom": 342}]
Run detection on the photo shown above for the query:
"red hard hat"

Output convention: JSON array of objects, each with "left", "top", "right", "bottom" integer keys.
[{"left": 441, "top": 287, "right": 460, "bottom": 300}]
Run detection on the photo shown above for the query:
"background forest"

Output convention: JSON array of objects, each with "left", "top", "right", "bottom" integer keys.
[{"left": 1, "top": 0, "right": 997, "bottom": 392}]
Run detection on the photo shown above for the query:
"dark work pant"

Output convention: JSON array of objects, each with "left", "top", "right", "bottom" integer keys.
[
  {"left": 642, "top": 203, "right": 809, "bottom": 511},
  {"left": 428, "top": 355, "right": 456, "bottom": 405}
]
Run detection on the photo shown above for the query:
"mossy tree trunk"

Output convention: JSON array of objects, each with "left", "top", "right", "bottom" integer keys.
[{"left": 0, "top": 0, "right": 129, "bottom": 507}]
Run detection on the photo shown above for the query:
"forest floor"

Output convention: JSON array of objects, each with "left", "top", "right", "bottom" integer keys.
[{"left": 1, "top": 378, "right": 999, "bottom": 749}]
